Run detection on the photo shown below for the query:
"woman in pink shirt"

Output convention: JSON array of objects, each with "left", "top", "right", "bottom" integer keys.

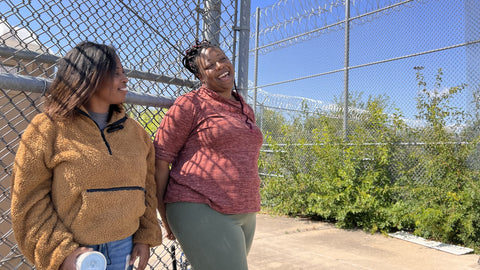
[{"left": 154, "top": 40, "right": 263, "bottom": 270}]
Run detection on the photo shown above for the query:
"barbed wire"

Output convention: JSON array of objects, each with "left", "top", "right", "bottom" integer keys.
[
  {"left": 248, "top": 87, "right": 427, "bottom": 127},
  {"left": 249, "top": 0, "right": 418, "bottom": 54}
]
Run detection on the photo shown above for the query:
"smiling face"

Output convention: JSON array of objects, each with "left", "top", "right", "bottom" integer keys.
[
  {"left": 85, "top": 56, "right": 128, "bottom": 113},
  {"left": 196, "top": 47, "right": 235, "bottom": 98}
]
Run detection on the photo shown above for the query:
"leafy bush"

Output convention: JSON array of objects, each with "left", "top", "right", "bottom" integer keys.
[{"left": 259, "top": 68, "right": 480, "bottom": 251}]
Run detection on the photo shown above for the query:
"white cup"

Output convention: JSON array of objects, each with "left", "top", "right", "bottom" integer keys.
[{"left": 76, "top": 251, "right": 107, "bottom": 270}]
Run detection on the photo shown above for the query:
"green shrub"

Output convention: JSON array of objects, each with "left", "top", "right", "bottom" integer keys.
[{"left": 259, "top": 68, "right": 480, "bottom": 251}]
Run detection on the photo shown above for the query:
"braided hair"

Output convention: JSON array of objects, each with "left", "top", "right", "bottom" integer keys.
[
  {"left": 182, "top": 40, "right": 253, "bottom": 129},
  {"left": 182, "top": 40, "right": 218, "bottom": 78}
]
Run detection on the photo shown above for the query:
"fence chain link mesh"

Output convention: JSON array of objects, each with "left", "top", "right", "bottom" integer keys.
[
  {"left": 248, "top": 0, "right": 480, "bottom": 188},
  {"left": 2, "top": 0, "right": 480, "bottom": 268},
  {"left": 0, "top": 0, "right": 236, "bottom": 269}
]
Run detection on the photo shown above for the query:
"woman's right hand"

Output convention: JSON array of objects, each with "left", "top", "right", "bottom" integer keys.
[
  {"left": 60, "top": 247, "right": 93, "bottom": 270},
  {"left": 162, "top": 218, "right": 176, "bottom": 240},
  {"left": 158, "top": 203, "right": 176, "bottom": 240},
  {"left": 155, "top": 159, "right": 176, "bottom": 241}
]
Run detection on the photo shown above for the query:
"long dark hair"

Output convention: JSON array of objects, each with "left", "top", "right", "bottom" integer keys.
[{"left": 44, "top": 41, "right": 120, "bottom": 119}]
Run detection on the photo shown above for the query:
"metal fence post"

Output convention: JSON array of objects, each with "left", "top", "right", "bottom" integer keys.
[
  {"left": 237, "top": 0, "right": 251, "bottom": 99},
  {"left": 343, "top": 0, "right": 351, "bottom": 141},
  {"left": 253, "top": 7, "right": 260, "bottom": 115},
  {"left": 203, "top": 0, "right": 222, "bottom": 45}
]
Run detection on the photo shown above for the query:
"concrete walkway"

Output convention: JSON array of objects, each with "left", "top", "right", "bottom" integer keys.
[{"left": 248, "top": 214, "right": 480, "bottom": 270}]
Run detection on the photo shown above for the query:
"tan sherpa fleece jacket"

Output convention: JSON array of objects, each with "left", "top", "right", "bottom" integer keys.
[{"left": 11, "top": 108, "right": 162, "bottom": 270}]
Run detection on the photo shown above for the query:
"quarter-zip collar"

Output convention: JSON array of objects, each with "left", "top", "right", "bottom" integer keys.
[{"left": 77, "top": 106, "right": 128, "bottom": 155}]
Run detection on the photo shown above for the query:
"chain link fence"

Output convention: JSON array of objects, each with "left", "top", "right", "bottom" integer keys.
[
  {"left": 2, "top": 0, "right": 480, "bottom": 268},
  {"left": 248, "top": 0, "right": 480, "bottom": 185},
  {"left": 0, "top": 0, "right": 240, "bottom": 269}
]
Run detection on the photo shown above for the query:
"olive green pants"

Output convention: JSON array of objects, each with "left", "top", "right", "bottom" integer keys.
[{"left": 166, "top": 202, "right": 256, "bottom": 270}]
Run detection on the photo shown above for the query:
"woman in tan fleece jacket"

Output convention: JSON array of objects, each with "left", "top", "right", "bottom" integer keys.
[{"left": 10, "top": 41, "right": 162, "bottom": 270}]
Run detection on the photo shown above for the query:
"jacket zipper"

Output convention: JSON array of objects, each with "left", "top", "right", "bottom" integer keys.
[{"left": 78, "top": 110, "right": 127, "bottom": 155}]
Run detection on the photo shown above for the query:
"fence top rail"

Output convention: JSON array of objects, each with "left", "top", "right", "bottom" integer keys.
[
  {"left": 0, "top": 73, "right": 175, "bottom": 108},
  {"left": 0, "top": 46, "right": 197, "bottom": 88},
  {"left": 261, "top": 141, "right": 472, "bottom": 147}
]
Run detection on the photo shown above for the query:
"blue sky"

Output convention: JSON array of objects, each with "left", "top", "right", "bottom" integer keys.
[
  {"left": 247, "top": 0, "right": 477, "bottom": 121},
  {"left": 2, "top": 0, "right": 476, "bottom": 121}
]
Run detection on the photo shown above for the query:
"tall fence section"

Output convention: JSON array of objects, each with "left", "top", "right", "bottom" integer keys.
[
  {"left": 0, "top": 0, "right": 241, "bottom": 269},
  {"left": 249, "top": 0, "right": 480, "bottom": 134},
  {"left": 248, "top": 0, "right": 480, "bottom": 182},
  {"left": 1, "top": 0, "right": 480, "bottom": 269}
]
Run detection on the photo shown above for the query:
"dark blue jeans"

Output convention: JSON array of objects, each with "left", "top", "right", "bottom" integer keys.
[{"left": 85, "top": 235, "right": 133, "bottom": 270}]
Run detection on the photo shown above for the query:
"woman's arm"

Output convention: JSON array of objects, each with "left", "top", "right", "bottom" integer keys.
[
  {"left": 132, "top": 130, "right": 163, "bottom": 247},
  {"left": 11, "top": 116, "right": 78, "bottom": 269},
  {"left": 153, "top": 94, "right": 197, "bottom": 241},
  {"left": 155, "top": 159, "right": 175, "bottom": 240}
]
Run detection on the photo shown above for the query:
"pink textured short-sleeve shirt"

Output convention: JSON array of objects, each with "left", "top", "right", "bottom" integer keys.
[{"left": 154, "top": 87, "right": 263, "bottom": 214}]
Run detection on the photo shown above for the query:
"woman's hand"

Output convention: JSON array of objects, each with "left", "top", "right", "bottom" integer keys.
[
  {"left": 130, "top": 243, "right": 150, "bottom": 270},
  {"left": 60, "top": 247, "right": 93, "bottom": 270},
  {"left": 155, "top": 159, "right": 176, "bottom": 241},
  {"left": 158, "top": 204, "right": 176, "bottom": 240},
  {"left": 163, "top": 219, "right": 176, "bottom": 240}
]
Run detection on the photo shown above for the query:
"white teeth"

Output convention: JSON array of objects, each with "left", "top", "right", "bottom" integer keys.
[
  {"left": 119, "top": 87, "right": 128, "bottom": 92},
  {"left": 219, "top": 72, "right": 229, "bottom": 78}
]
